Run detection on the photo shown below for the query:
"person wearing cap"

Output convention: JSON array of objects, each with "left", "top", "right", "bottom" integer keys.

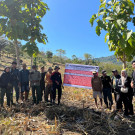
[
  {"left": 0, "top": 67, "right": 13, "bottom": 107},
  {"left": 19, "top": 63, "right": 29, "bottom": 102},
  {"left": 91, "top": 71, "right": 103, "bottom": 109},
  {"left": 40, "top": 66, "right": 47, "bottom": 101},
  {"left": 111, "top": 69, "right": 122, "bottom": 111},
  {"left": 29, "top": 65, "right": 41, "bottom": 105},
  {"left": 101, "top": 70, "right": 113, "bottom": 110},
  {"left": 11, "top": 61, "right": 20, "bottom": 104},
  {"left": 45, "top": 67, "right": 53, "bottom": 102},
  {"left": 51, "top": 66, "right": 63, "bottom": 105}
]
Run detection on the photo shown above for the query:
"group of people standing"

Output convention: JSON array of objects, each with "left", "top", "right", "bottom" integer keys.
[
  {"left": 0, "top": 61, "right": 63, "bottom": 107},
  {"left": 91, "top": 61, "right": 135, "bottom": 116}
]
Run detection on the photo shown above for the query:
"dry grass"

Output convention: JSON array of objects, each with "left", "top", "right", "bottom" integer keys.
[{"left": 1, "top": 55, "right": 135, "bottom": 135}]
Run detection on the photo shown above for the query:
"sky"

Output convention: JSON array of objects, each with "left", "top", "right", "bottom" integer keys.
[{"left": 37, "top": 0, "right": 135, "bottom": 59}]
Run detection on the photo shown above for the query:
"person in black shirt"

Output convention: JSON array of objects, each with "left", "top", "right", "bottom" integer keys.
[
  {"left": 0, "top": 67, "right": 13, "bottom": 107},
  {"left": 51, "top": 66, "right": 63, "bottom": 105},
  {"left": 11, "top": 61, "right": 20, "bottom": 104},
  {"left": 101, "top": 70, "right": 113, "bottom": 110},
  {"left": 40, "top": 66, "right": 46, "bottom": 102}
]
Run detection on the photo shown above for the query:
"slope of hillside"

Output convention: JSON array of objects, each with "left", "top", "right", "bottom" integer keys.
[{"left": 95, "top": 55, "right": 122, "bottom": 65}]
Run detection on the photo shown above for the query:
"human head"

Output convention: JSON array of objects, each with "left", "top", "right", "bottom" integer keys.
[
  {"left": 121, "top": 70, "right": 127, "bottom": 78},
  {"left": 32, "top": 65, "right": 37, "bottom": 71},
  {"left": 12, "top": 61, "right": 17, "bottom": 68},
  {"left": 92, "top": 71, "right": 98, "bottom": 77},
  {"left": 132, "top": 60, "right": 135, "bottom": 70},
  {"left": 54, "top": 66, "right": 60, "bottom": 72},
  {"left": 48, "top": 67, "right": 53, "bottom": 73},
  {"left": 102, "top": 70, "right": 107, "bottom": 76},
  {"left": 41, "top": 66, "right": 44, "bottom": 72},
  {"left": 22, "top": 63, "right": 27, "bottom": 70},
  {"left": 112, "top": 69, "right": 118, "bottom": 76},
  {"left": 5, "top": 67, "right": 10, "bottom": 73}
]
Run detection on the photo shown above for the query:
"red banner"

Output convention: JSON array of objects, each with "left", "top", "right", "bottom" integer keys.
[{"left": 63, "top": 64, "right": 99, "bottom": 89}]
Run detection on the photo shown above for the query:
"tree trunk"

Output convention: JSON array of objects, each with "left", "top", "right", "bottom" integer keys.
[
  {"left": 123, "top": 61, "right": 127, "bottom": 69},
  {"left": 31, "top": 56, "right": 33, "bottom": 68},
  {"left": 122, "top": 53, "right": 127, "bottom": 69},
  {"left": 14, "top": 40, "right": 20, "bottom": 68}
]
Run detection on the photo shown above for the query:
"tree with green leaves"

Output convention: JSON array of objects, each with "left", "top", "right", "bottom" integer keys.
[
  {"left": 0, "top": 0, "right": 27, "bottom": 67},
  {"left": 0, "top": 0, "right": 49, "bottom": 67},
  {"left": 22, "top": 0, "right": 49, "bottom": 67},
  {"left": 0, "top": 37, "right": 9, "bottom": 58},
  {"left": 90, "top": 0, "right": 135, "bottom": 68},
  {"left": 56, "top": 49, "right": 66, "bottom": 63},
  {"left": 84, "top": 53, "right": 92, "bottom": 65},
  {"left": 46, "top": 51, "right": 53, "bottom": 62}
]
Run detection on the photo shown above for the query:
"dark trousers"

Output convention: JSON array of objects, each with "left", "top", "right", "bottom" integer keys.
[
  {"left": 120, "top": 93, "right": 130, "bottom": 115},
  {"left": 11, "top": 82, "right": 19, "bottom": 102},
  {"left": 115, "top": 93, "right": 122, "bottom": 110},
  {"left": 40, "top": 82, "right": 45, "bottom": 101},
  {"left": 32, "top": 85, "right": 41, "bottom": 104},
  {"left": 103, "top": 88, "right": 113, "bottom": 107},
  {"left": 0, "top": 87, "right": 11, "bottom": 106},
  {"left": 52, "top": 85, "right": 62, "bottom": 102},
  {"left": 128, "top": 95, "right": 134, "bottom": 115}
]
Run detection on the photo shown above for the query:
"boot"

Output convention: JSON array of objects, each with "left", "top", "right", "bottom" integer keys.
[
  {"left": 58, "top": 99, "right": 60, "bottom": 105},
  {"left": 25, "top": 92, "right": 29, "bottom": 101},
  {"left": 21, "top": 93, "right": 24, "bottom": 101}
]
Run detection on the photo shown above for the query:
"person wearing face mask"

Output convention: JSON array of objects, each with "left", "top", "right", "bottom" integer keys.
[
  {"left": 29, "top": 65, "right": 41, "bottom": 105},
  {"left": 0, "top": 67, "right": 13, "bottom": 107},
  {"left": 118, "top": 70, "right": 134, "bottom": 116}
]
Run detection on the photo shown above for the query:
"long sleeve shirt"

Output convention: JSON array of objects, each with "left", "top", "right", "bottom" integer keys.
[
  {"left": 19, "top": 69, "right": 29, "bottom": 84},
  {"left": 11, "top": 68, "right": 20, "bottom": 83},
  {"left": 0, "top": 72, "right": 13, "bottom": 88},
  {"left": 29, "top": 70, "right": 41, "bottom": 86},
  {"left": 51, "top": 72, "right": 62, "bottom": 86}
]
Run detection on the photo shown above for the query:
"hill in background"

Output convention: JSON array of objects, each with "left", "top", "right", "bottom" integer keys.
[{"left": 95, "top": 55, "right": 122, "bottom": 65}]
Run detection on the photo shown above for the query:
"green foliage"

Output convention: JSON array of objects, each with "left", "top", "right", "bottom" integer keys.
[
  {"left": 0, "top": 0, "right": 49, "bottom": 65},
  {"left": 56, "top": 49, "right": 66, "bottom": 63},
  {"left": 0, "top": 37, "right": 9, "bottom": 52},
  {"left": 46, "top": 51, "right": 53, "bottom": 60},
  {"left": 84, "top": 53, "right": 92, "bottom": 65},
  {"left": 22, "top": 42, "right": 39, "bottom": 57},
  {"left": 90, "top": 0, "right": 135, "bottom": 68}
]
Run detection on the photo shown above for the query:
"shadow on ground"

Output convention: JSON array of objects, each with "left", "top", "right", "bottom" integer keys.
[{"left": 1, "top": 99, "right": 135, "bottom": 135}]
